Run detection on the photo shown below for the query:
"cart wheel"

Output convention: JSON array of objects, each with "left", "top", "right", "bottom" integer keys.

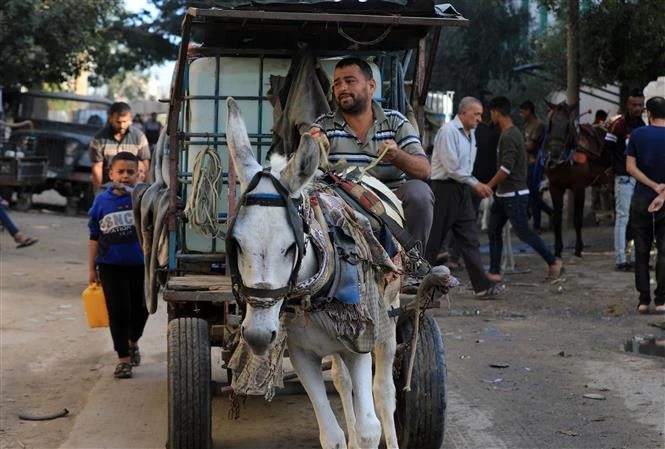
[
  {"left": 394, "top": 312, "right": 447, "bottom": 449},
  {"left": 168, "top": 317, "right": 212, "bottom": 449}
]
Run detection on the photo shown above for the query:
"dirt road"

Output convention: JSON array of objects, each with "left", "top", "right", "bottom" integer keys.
[{"left": 1, "top": 210, "right": 663, "bottom": 449}]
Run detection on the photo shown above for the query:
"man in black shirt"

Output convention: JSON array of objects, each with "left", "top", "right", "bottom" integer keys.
[
  {"left": 604, "top": 88, "right": 645, "bottom": 271},
  {"left": 486, "top": 97, "right": 562, "bottom": 282},
  {"left": 519, "top": 100, "right": 552, "bottom": 231},
  {"left": 143, "top": 112, "right": 163, "bottom": 151}
]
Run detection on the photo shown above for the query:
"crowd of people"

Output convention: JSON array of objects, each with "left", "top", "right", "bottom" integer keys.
[
  {"left": 4, "top": 56, "right": 663, "bottom": 381},
  {"left": 311, "top": 57, "right": 664, "bottom": 314}
]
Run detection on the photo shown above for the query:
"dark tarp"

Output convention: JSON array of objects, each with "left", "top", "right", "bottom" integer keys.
[
  {"left": 193, "top": 3, "right": 464, "bottom": 52},
  {"left": 192, "top": 1, "right": 462, "bottom": 18}
]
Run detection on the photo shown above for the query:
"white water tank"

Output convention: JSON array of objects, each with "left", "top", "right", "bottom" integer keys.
[{"left": 186, "top": 56, "right": 291, "bottom": 252}]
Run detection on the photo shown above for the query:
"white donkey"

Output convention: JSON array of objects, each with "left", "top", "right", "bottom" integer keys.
[{"left": 226, "top": 97, "right": 400, "bottom": 449}]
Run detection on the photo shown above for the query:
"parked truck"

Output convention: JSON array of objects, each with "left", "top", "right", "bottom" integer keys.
[{"left": 0, "top": 90, "right": 111, "bottom": 212}]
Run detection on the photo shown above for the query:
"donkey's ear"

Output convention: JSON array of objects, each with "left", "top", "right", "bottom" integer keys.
[
  {"left": 227, "top": 98, "right": 262, "bottom": 191},
  {"left": 279, "top": 133, "right": 320, "bottom": 196}
]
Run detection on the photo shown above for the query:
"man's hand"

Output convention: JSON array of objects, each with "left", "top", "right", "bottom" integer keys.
[
  {"left": 474, "top": 182, "right": 493, "bottom": 198},
  {"left": 654, "top": 183, "right": 665, "bottom": 194},
  {"left": 379, "top": 140, "right": 400, "bottom": 163},
  {"left": 309, "top": 127, "right": 329, "bottom": 153},
  {"left": 648, "top": 195, "right": 664, "bottom": 213}
]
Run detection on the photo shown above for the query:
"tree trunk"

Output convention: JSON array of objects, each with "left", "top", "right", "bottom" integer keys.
[
  {"left": 566, "top": 0, "right": 580, "bottom": 112},
  {"left": 566, "top": 0, "right": 580, "bottom": 226}
]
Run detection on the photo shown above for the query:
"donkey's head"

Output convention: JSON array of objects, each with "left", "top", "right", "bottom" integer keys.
[{"left": 226, "top": 98, "right": 320, "bottom": 355}]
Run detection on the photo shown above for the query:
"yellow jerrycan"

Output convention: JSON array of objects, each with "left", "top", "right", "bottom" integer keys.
[{"left": 81, "top": 284, "right": 109, "bottom": 328}]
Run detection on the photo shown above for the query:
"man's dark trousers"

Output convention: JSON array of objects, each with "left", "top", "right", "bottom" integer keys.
[
  {"left": 631, "top": 197, "right": 665, "bottom": 306},
  {"left": 425, "top": 180, "right": 490, "bottom": 293}
]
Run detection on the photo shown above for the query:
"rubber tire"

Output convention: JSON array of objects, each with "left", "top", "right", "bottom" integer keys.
[
  {"left": 78, "top": 185, "right": 95, "bottom": 212},
  {"left": 167, "top": 317, "right": 212, "bottom": 449},
  {"left": 15, "top": 192, "right": 32, "bottom": 211},
  {"left": 394, "top": 312, "right": 447, "bottom": 449}
]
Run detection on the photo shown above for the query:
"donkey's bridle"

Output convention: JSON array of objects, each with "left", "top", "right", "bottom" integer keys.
[{"left": 226, "top": 170, "right": 306, "bottom": 307}]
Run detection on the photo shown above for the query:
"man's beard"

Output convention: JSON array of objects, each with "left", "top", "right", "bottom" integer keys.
[{"left": 336, "top": 93, "right": 369, "bottom": 115}]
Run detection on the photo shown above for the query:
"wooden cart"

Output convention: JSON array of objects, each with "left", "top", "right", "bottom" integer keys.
[{"left": 160, "top": 3, "right": 468, "bottom": 448}]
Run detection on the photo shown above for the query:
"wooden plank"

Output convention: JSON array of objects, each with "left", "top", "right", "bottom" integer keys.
[
  {"left": 166, "top": 275, "right": 233, "bottom": 291},
  {"left": 162, "top": 290, "right": 235, "bottom": 303}
]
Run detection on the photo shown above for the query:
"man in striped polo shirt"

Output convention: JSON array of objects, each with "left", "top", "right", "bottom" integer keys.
[
  {"left": 90, "top": 102, "right": 151, "bottom": 192},
  {"left": 310, "top": 57, "right": 434, "bottom": 260}
]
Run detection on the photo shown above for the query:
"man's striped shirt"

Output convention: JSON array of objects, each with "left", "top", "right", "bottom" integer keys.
[
  {"left": 312, "top": 102, "right": 426, "bottom": 188},
  {"left": 89, "top": 124, "right": 150, "bottom": 170}
]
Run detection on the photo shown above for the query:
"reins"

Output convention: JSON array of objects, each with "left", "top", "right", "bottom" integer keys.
[{"left": 226, "top": 170, "right": 306, "bottom": 306}]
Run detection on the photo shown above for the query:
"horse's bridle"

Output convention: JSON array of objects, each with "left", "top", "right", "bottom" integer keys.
[
  {"left": 226, "top": 170, "right": 306, "bottom": 308},
  {"left": 545, "top": 106, "right": 579, "bottom": 165}
]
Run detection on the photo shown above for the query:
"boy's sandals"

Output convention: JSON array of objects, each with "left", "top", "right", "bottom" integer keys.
[
  {"left": 114, "top": 362, "right": 133, "bottom": 379},
  {"left": 128, "top": 347, "right": 141, "bottom": 366}
]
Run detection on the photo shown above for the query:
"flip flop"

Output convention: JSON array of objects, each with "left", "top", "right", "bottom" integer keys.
[{"left": 16, "top": 237, "right": 38, "bottom": 249}]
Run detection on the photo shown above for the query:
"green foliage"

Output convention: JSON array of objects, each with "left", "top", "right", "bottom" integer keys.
[
  {"left": 531, "top": 25, "right": 567, "bottom": 87},
  {"left": 579, "top": 0, "right": 665, "bottom": 89},
  {"left": 143, "top": 0, "right": 190, "bottom": 38},
  {"left": 106, "top": 71, "right": 151, "bottom": 102},
  {"left": 534, "top": 0, "right": 665, "bottom": 91},
  {"left": 430, "top": 0, "right": 533, "bottom": 108},
  {"left": 0, "top": 0, "right": 113, "bottom": 88},
  {"left": 0, "top": 0, "right": 177, "bottom": 89}
]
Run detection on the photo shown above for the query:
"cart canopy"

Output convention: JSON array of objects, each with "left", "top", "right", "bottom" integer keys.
[
  {"left": 188, "top": 1, "right": 466, "bottom": 53},
  {"left": 201, "top": 1, "right": 462, "bottom": 17}
]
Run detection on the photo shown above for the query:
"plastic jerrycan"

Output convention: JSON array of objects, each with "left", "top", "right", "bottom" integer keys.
[{"left": 81, "top": 284, "right": 109, "bottom": 328}]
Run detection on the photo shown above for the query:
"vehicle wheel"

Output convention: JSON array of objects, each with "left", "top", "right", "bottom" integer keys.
[
  {"left": 394, "top": 312, "right": 447, "bottom": 449},
  {"left": 15, "top": 192, "right": 32, "bottom": 211},
  {"left": 168, "top": 317, "right": 212, "bottom": 449},
  {"left": 78, "top": 185, "right": 95, "bottom": 212},
  {"left": 0, "top": 188, "right": 13, "bottom": 204},
  {"left": 65, "top": 196, "right": 78, "bottom": 216}
]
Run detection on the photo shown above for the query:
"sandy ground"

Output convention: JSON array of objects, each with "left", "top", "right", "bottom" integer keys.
[{"left": 0, "top": 208, "right": 663, "bottom": 449}]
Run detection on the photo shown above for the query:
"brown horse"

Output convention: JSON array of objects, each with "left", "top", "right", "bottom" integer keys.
[{"left": 543, "top": 101, "right": 612, "bottom": 257}]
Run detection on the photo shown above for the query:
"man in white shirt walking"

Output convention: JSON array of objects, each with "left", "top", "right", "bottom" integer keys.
[{"left": 425, "top": 97, "right": 501, "bottom": 298}]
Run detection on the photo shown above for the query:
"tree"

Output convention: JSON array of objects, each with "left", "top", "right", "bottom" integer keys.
[
  {"left": 429, "top": 0, "right": 534, "bottom": 108},
  {"left": 0, "top": 0, "right": 176, "bottom": 90},
  {"left": 535, "top": 0, "right": 665, "bottom": 100},
  {"left": 579, "top": 0, "right": 665, "bottom": 90}
]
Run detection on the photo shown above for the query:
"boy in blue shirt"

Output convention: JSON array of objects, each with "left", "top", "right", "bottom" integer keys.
[{"left": 88, "top": 152, "right": 148, "bottom": 378}]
